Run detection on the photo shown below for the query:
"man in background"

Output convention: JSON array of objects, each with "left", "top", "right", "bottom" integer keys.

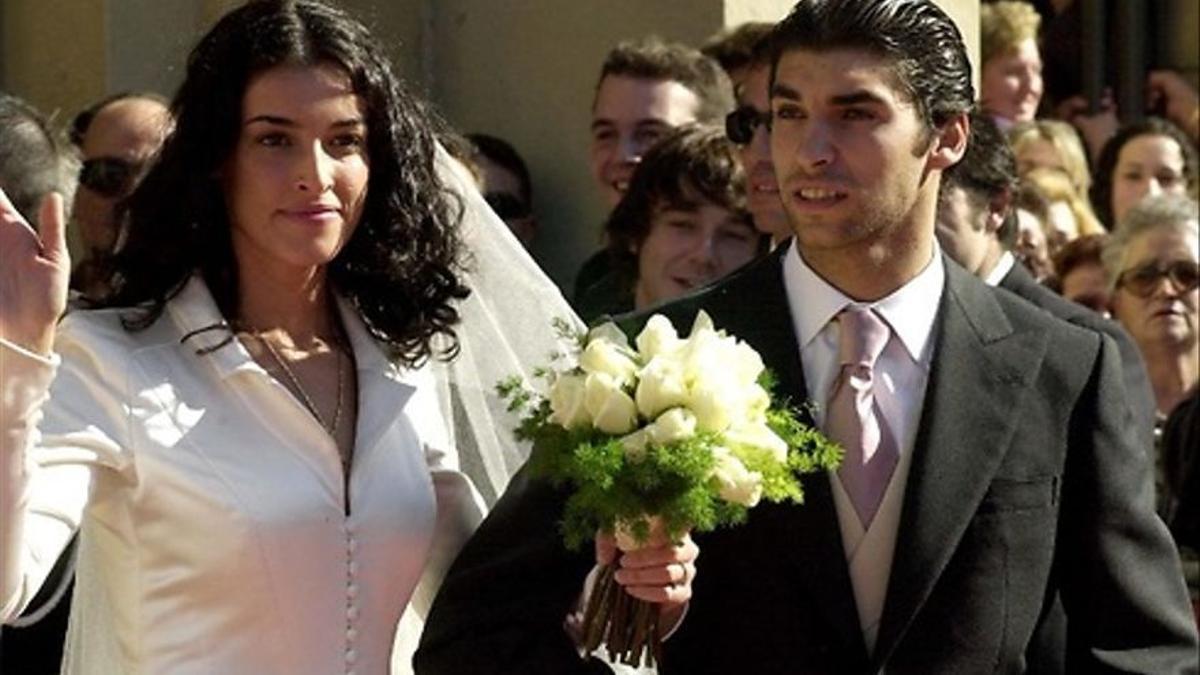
[
  {"left": 68, "top": 92, "right": 171, "bottom": 296},
  {"left": 700, "top": 21, "right": 774, "bottom": 91},
  {"left": 723, "top": 26, "right": 791, "bottom": 244},
  {"left": 468, "top": 133, "right": 538, "bottom": 249},
  {"left": 574, "top": 38, "right": 733, "bottom": 304}
]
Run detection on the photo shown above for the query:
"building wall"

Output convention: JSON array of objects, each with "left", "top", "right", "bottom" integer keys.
[{"left": 1, "top": 0, "right": 107, "bottom": 123}]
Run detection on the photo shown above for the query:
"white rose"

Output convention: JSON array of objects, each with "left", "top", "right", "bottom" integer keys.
[
  {"left": 716, "top": 381, "right": 769, "bottom": 428},
  {"left": 548, "top": 373, "right": 591, "bottom": 429},
  {"left": 579, "top": 338, "right": 639, "bottom": 387},
  {"left": 584, "top": 373, "right": 638, "bottom": 434},
  {"left": 648, "top": 407, "right": 697, "bottom": 445},
  {"left": 619, "top": 428, "right": 651, "bottom": 461},
  {"left": 730, "top": 340, "right": 765, "bottom": 387},
  {"left": 710, "top": 447, "right": 763, "bottom": 507},
  {"left": 635, "top": 314, "right": 683, "bottom": 362},
  {"left": 636, "top": 355, "right": 689, "bottom": 418},
  {"left": 680, "top": 323, "right": 722, "bottom": 383},
  {"left": 688, "top": 310, "right": 716, "bottom": 337},
  {"left": 687, "top": 378, "right": 735, "bottom": 433},
  {"left": 587, "top": 321, "right": 631, "bottom": 349},
  {"left": 724, "top": 421, "right": 789, "bottom": 464},
  {"left": 690, "top": 367, "right": 768, "bottom": 426},
  {"left": 740, "top": 383, "right": 771, "bottom": 424}
]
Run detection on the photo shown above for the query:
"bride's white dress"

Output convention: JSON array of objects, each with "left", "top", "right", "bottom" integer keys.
[{"left": 0, "top": 273, "right": 488, "bottom": 674}]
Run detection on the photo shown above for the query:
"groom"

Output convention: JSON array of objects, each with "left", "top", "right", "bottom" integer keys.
[{"left": 415, "top": 1, "right": 1199, "bottom": 672}]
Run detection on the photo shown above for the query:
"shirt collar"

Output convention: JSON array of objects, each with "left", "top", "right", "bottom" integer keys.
[
  {"left": 166, "top": 274, "right": 413, "bottom": 384},
  {"left": 984, "top": 251, "right": 1016, "bottom": 287},
  {"left": 167, "top": 275, "right": 250, "bottom": 381},
  {"left": 782, "top": 238, "right": 944, "bottom": 366}
]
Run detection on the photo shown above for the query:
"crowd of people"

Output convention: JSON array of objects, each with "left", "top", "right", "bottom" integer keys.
[{"left": 1, "top": 0, "right": 1198, "bottom": 673}]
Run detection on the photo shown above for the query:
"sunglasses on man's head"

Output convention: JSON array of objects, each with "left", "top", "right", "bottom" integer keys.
[
  {"left": 484, "top": 192, "right": 531, "bottom": 221},
  {"left": 79, "top": 157, "right": 140, "bottom": 198},
  {"left": 725, "top": 105, "right": 772, "bottom": 145},
  {"left": 1116, "top": 259, "right": 1200, "bottom": 298}
]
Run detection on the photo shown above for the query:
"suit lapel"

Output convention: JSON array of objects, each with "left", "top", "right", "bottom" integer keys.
[
  {"left": 696, "top": 250, "right": 869, "bottom": 661},
  {"left": 871, "top": 260, "right": 1049, "bottom": 666}
]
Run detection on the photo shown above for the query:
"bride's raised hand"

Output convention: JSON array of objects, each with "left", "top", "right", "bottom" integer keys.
[{"left": 0, "top": 189, "right": 70, "bottom": 355}]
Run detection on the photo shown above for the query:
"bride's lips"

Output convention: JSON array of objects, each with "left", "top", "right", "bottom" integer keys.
[{"left": 280, "top": 204, "right": 340, "bottom": 224}]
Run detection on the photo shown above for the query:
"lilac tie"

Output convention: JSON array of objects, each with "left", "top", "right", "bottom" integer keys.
[{"left": 825, "top": 306, "right": 898, "bottom": 529}]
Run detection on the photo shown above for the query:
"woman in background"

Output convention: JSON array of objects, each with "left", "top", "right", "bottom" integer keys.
[
  {"left": 1021, "top": 166, "right": 1105, "bottom": 258},
  {"left": 1103, "top": 195, "right": 1200, "bottom": 628},
  {"left": 1103, "top": 194, "right": 1199, "bottom": 421},
  {"left": 1009, "top": 119, "right": 1092, "bottom": 203},
  {"left": 978, "top": 1, "right": 1044, "bottom": 129},
  {"left": 1091, "top": 118, "right": 1198, "bottom": 231}
]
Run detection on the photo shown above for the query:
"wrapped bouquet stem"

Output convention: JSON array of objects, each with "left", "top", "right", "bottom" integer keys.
[
  {"left": 580, "top": 515, "right": 672, "bottom": 666},
  {"left": 498, "top": 311, "right": 841, "bottom": 667}
]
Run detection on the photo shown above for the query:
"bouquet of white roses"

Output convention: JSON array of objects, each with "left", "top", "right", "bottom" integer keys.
[{"left": 498, "top": 311, "right": 841, "bottom": 666}]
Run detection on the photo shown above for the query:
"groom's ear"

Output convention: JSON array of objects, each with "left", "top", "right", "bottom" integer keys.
[{"left": 927, "top": 111, "right": 969, "bottom": 171}]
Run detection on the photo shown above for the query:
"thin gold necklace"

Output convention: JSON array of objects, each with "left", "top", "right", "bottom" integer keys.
[{"left": 256, "top": 334, "right": 345, "bottom": 436}]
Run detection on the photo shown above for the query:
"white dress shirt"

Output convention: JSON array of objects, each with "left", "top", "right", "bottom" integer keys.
[
  {"left": 781, "top": 240, "right": 944, "bottom": 653},
  {"left": 984, "top": 250, "right": 1016, "bottom": 287},
  {"left": 1, "top": 276, "right": 485, "bottom": 675}
]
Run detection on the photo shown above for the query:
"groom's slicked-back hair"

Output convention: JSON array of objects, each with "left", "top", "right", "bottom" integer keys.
[{"left": 769, "top": 0, "right": 974, "bottom": 131}]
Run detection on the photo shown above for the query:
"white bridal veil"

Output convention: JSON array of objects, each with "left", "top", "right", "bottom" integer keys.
[
  {"left": 390, "top": 145, "right": 586, "bottom": 673},
  {"left": 430, "top": 143, "right": 585, "bottom": 506}
]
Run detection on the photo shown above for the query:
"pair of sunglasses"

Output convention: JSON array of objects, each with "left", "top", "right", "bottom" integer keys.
[
  {"left": 79, "top": 157, "right": 141, "bottom": 198},
  {"left": 725, "top": 105, "right": 772, "bottom": 145},
  {"left": 1116, "top": 259, "right": 1200, "bottom": 298},
  {"left": 484, "top": 192, "right": 531, "bottom": 221}
]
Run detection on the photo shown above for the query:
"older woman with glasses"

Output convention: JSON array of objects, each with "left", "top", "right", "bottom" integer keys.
[
  {"left": 1104, "top": 194, "right": 1200, "bottom": 626},
  {"left": 1104, "top": 194, "right": 1199, "bottom": 419}
]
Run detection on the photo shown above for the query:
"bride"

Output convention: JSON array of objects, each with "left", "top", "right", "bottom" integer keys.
[{"left": 0, "top": 1, "right": 571, "bottom": 672}]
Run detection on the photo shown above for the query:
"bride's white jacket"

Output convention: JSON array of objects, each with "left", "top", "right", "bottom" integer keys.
[{"left": 0, "top": 276, "right": 484, "bottom": 674}]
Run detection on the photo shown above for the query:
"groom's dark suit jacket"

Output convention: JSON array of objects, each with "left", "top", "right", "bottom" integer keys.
[
  {"left": 997, "top": 261, "right": 1157, "bottom": 441},
  {"left": 415, "top": 248, "right": 1198, "bottom": 674}
]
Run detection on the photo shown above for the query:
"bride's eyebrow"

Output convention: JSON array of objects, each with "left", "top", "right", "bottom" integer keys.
[
  {"left": 242, "top": 116, "right": 364, "bottom": 128},
  {"left": 244, "top": 115, "right": 294, "bottom": 127}
]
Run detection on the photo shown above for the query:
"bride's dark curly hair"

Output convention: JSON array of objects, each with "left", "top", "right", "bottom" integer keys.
[{"left": 98, "top": 0, "right": 469, "bottom": 367}]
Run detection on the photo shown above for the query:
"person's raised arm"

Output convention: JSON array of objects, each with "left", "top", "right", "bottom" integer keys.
[
  {"left": 0, "top": 188, "right": 69, "bottom": 355},
  {"left": 1, "top": 188, "right": 71, "bottom": 619}
]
